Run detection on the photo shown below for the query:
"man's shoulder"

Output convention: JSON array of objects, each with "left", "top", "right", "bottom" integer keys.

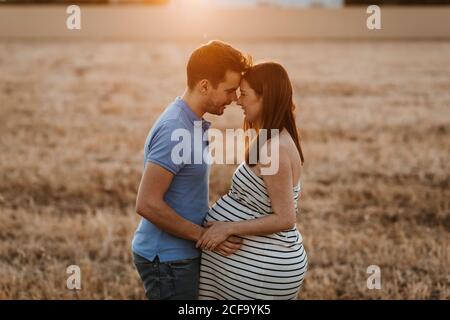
[
  {"left": 152, "top": 102, "right": 186, "bottom": 131},
  {"left": 145, "top": 106, "right": 190, "bottom": 146},
  {"left": 154, "top": 101, "right": 191, "bottom": 130},
  {"left": 155, "top": 117, "right": 186, "bottom": 131}
]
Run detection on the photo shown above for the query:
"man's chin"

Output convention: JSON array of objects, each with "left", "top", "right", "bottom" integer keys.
[{"left": 215, "top": 107, "right": 226, "bottom": 115}]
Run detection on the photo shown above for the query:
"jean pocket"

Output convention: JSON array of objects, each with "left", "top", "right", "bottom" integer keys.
[
  {"left": 144, "top": 277, "right": 160, "bottom": 300},
  {"left": 134, "top": 262, "right": 160, "bottom": 300},
  {"left": 158, "top": 263, "right": 176, "bottom": 299}
]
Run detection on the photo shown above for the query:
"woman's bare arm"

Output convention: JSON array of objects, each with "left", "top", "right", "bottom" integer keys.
[{"left": 197, "top": 144, "right": 298, "bottom": 251}]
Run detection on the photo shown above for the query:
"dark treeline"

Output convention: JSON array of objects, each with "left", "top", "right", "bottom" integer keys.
[
  {"left": 1, "top": 0, "right": 170, "bottom": 4},
  {"left": 346, "top": 0, "right": 450, "bottom": 4}
]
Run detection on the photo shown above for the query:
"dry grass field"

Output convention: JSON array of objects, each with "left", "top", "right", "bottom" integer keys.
[{"left": 0, "top": 39, "right": 449, "bottom": 299}]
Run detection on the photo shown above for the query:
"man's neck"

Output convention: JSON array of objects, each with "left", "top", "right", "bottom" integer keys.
[{"left": 181, "top": 89, "right": 206, "bottom": 119}]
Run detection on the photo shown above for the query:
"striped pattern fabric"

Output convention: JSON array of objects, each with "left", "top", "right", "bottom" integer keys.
[{"left": 198, "top": 162, "right": 308, "bottom": 300}]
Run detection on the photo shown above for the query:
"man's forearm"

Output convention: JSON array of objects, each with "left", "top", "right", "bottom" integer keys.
[{"left": 137, "top": 202, "right": 204, "bottom": 242}]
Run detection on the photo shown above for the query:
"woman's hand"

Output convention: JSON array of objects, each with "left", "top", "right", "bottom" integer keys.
[
  {"left": 214, "top": 236, "right": 243, "bottom": 256},
  {"left": 196, "top": 221, "right": 233, "bottom": 251}
]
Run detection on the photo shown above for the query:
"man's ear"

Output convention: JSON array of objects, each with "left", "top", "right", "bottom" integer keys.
[{"left": 198, "top": 79, "right": 209, "bottom": 95}]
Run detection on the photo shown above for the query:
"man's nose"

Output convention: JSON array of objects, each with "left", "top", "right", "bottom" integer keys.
[{"left": 231, "top": 92, "right": 238, "bottom": 102}]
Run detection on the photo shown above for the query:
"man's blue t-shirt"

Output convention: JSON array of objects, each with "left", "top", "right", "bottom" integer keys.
[{"left": 132, "top": 97, "right": 211, "bottom": 262}]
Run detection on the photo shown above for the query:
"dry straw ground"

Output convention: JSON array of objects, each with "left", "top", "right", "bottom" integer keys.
[{"left": 0, "top": 40, "right": 449, "bottom": 299}]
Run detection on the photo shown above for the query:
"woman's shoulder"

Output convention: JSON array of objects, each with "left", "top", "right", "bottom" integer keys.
[
  {"left": 279, "top": 131, "right": 302, "bottom": 177},
  {"left": 278, "top": 132, "right": 299, "bottom": 159}
]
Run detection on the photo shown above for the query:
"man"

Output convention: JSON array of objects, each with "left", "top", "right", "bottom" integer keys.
[{"left": 131, "top": 40, "right": 252, "bottom": 300}]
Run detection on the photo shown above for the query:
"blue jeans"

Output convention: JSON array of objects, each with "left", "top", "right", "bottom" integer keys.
[{"left": 133, "top": 252, "right": 200, "bottom": 300}]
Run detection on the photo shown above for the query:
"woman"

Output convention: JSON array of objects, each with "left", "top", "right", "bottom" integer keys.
[{"left": 196, "top": 62, "right": 307, "bottom": 300}]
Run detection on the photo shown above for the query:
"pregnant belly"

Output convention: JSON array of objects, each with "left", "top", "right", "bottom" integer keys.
[
  {"left": 207, "top": 195, "right": 304, "bottom": 248},
  {"left": 206, "top": 194, "right": 257, "bottom": 223}
]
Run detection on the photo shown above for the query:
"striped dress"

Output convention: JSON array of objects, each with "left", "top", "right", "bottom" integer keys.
[{"left": 198, "top": 162, "right": 308, "bottom": 300}]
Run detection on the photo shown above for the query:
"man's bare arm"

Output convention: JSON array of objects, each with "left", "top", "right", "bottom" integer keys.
[{"left": 135, "top": 162, "right": 204, "bottom": 242}]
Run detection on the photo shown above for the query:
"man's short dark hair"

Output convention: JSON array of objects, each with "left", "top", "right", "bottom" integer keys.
[{"left": 186, "top": 40, "right": 252, "bottom": 90}]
